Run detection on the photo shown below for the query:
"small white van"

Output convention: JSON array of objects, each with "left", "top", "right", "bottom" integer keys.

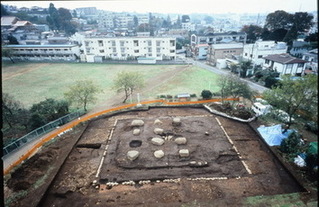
[{"left": 252, "top": 102, "right": 272, "bottom": 116}]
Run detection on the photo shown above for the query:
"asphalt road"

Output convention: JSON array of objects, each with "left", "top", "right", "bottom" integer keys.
[{"left": 188, "top": 59, "right": 269, "bottom": 93}]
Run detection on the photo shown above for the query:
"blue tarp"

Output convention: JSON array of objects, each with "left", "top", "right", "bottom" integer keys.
[{"left": 257, "top": 124, "right": 294, "bottom": 146}]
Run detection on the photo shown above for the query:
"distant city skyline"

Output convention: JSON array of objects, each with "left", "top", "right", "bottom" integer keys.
[{"left": 2, "top": 0, "right": 317, "bottom": 14}]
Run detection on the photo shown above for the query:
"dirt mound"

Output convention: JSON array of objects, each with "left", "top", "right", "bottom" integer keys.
[
  {"left": 7, "top": 147, "right": 58, "bottom": 191},
  {"left": 209, "top": 103, "right": 253, "bottom": 120}
]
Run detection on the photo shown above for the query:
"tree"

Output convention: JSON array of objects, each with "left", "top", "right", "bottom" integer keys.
[
  {"left": 2, "top": 47, "right": 15, "bottom": 63},
  {"left": 1, "top": 4, "right": 9, "bottom": 16},
  {"left": 267, "top": 28, "right": 288, "bottom": 42},
  {"left": 305, "top": 32, "right": 318, "bottom": 42},
  {"left": 265, "top": 10, "right": 293, "bottom": 31},
  {"left": 58, "top": 7, "right": 77, "bottom": 35},
  {"left": 241, "top": 24, "right": 263, "bottom": 43},
  {"left": 133, "top": 15, "right": 139, "bottom": 27},
  {"left": 47, "top": 3, "right": 60, "bottom": 30},
  {"left": 280, "top": 131, "right": 303, "bottom": 156},
  {"left": 201, "top": 90, "right": 213, "bottom": 99},
  {"left": 263, "top": 74, "right": 318, "bottom": 128},
  {"left": 113, "top": 71, "right": 144, "bottom": 103},
  {"left": 283, "top": 12, "right": 314, "bottom": 44},
  {"left": 137, "top": 23, "right": 150, "bottom": 32},
  {"left": 175, "top": 15, "right": 181, "bottom": 29},
  {"left": 239, "top": 60, "right": 253, "bottom": 78},
  {"left": 29, "top": 98, "right": 70, "bottom": 129},
  {"left": 64, "top": 80, "right": 101, "bottom": 111},
  {"left": 204, "top": 15, "right": 213, "bottom": 24},
  {"left": 219, "top": 74, "right": 255, "bottom": 102},
  {"left": 2, "top": 93, "right": 25, "bottom": 129},
  {"left": 7, "top": 35, "right": 19, "bottom": 44}
]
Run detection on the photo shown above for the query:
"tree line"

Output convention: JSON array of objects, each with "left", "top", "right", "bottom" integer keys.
[{"left": 241, "top": 10, "right": 316, "bottom": 47}]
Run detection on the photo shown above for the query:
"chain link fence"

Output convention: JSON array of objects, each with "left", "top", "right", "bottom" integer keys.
[{"left": 2, "top": 110, "right": 85, "bottom": 157}]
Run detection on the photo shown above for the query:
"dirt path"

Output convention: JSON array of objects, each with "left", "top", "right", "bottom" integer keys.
[
  {"left": 2, "top": 63, "right": 51, "bottom": 81},
  {"left": 88, "top": 65, "right": 190, "bottom": 115}
]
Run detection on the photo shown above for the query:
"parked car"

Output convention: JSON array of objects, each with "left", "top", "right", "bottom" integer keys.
[
  {"left": 304, "top": 121, "right": 318, "bottom": 134},
  {"left": 272, "top": 109, "right": 295, "bottom": 123}
]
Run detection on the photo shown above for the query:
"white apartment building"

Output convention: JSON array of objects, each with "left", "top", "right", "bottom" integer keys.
[
  {"left": 137, "top": 14, "right": 149, "bottom": 25},
  {"left": 243, "top": 40, "right": 287, "bottom": 66},
  {"left": 114, "top": 13, "right": 134, "bottom": 29},
  {"left": 182, "top": 22, "right": 195, "bottom": 31},
  {"left": 2, "top": 44, "right": 80, "bottom": 62},
  {"left": 98, "top": 12, "right": 115, "bottom": 29},
  {"left": 81, "top": 36, "right": 176, "bottom": 62}
]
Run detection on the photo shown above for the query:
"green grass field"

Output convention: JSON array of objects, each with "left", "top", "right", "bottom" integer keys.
[{"left": 2, "top": 62, "right": 221, "bottom": 110}]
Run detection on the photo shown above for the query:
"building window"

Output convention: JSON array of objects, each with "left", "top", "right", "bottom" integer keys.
[
  {"left": 134, "top": 40, "right": 139, "bottom": 46},
  {"left": 258, "top": 55, "right": 263, "bottom": 58},
  {"left": 244, "top": 53, "right": 247, "bottom": 56},
  {"left": 113, "top": 48, "right": 116, "bottom": 53},
  {"left": 120, "top": 41, "right": 125, "bottom": 47},
  {"left": 265, "top": 59, "right": 270, "bottom": 64},
  {"left": 98, "top": 40, "right": 103, "bottom": 47},
  {"left": 170, "top": 40, "right": 175, "bottom": 47},
  {"left": 297, "top": 63, "right": 304, "bottom": 67},
  {"left": 156, "top": 48, "right": 161, "bottom": 53},
  {"left": 287, "top": 64, "right": 293, "bottom": 70},
  {"left": 170, "top": 50, "right": 175, "bottom": 53},
  {"left": 156, "top": 41, "right": 161, "bottom": 47},
  {"left": 148, "top": 40, "right": 152, "bottom": 46},
  {"left": 148, "top": 48, "right": 152, "bottom": 53},
  {"left": 100, "top": 50, "right": 105, "bottom": 53},
  {"left": 111, "top": 41, "right": 116, "bottom": 46},
  {"left": 134, "top": 49, "right": 139, "bottom": 53}
]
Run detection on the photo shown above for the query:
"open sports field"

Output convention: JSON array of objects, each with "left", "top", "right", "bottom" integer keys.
[{"left": 2, "top": 62, "right": 221, "bottom": 111}]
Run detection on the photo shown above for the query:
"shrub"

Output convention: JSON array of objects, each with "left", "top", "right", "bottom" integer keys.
[
  {"left": 201, "top": 90, "right": 213, "bottom": 99},
  {"left": 280, "top": 131, "right": 303, "bottom": 155},
  {"left": 166, "top": 95, "right": 173, "bottom": 99},
  {"left": 190, "top": 94, "right": 197, "bottom": 98}
]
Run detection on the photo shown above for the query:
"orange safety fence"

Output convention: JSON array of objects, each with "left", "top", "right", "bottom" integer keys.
[{"left": 3, "top": 97, "right": 239, "bottom": 175}]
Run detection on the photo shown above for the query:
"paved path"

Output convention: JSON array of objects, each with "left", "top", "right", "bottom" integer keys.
[
  {"left": 2, "top": 129, "right": 60, "bottom": 170},
  {"left": 188, "top": 59, "right": 269, "bottom": 93}
]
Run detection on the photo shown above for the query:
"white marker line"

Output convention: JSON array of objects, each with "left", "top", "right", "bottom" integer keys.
[{"left": 215, "top": 117, "right": 252, "bottom": 175}]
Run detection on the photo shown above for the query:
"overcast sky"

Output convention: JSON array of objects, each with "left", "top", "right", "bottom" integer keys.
[{"left": 2, "top": 0, "right": 318, "bottom": 14}]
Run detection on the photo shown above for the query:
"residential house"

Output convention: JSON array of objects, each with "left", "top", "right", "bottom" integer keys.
[
  {"left": 302, "top": 49, "right": 318, "bottom": 73},
  {"left": 207, "top": 43, "right": 244, "bottom": 66},
  {"left": 1, "top": 16, "right": 42, "bottom": 42},
  {"left": 243, "top": 40, "right": 287, "bottom": 66},
  {"left": 289, "top": 40, "right": 312, "bottom": 58},
  {"left": 190, "top": 32, "right": 246, "bottom": 58},
  {"left": 262, "top": 53, "right": 308, "bottom": 76}
]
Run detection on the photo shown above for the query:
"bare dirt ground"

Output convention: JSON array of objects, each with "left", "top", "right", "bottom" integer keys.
[
  {"left": 2, "top": 63, "right": 50, "bottom": 81},
  {"left": 5, "top": 107, "right": 316, "bottom": 207},
  {"left": 88, "top": 65, "right": 190, "bottom": 115}
]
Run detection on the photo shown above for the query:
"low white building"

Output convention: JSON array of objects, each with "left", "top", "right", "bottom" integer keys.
[
  {"left": 262, "top": 53, "right": 308, "bottom": 76},
  {"left": 193, "top": 44, "right": 208, "bottom": 60},
  {"left": 243, "top": 40, "right": 287, "bottom": 66},
  {"left": 2, "top": 44, "right": 80, "bottom": 62},
  {"left": 80, "top": 36, "right": 176, "bottom": 61}
]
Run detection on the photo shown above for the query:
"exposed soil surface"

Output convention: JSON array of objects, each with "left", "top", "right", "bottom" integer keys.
[
  {"left": 4, "top": 107, "right": 316, "bottom": 207},
  {"left": 208, "top": 102, "right": 254, "bottom": 120}
]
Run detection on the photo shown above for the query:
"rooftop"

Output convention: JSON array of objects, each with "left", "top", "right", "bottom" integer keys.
[
  {"left": 263, "top": 53, "right": 308, "bottom": 64},
  {"left": 4, "top": 44, "right": 77, "bottom": 48},
  {"left": 212, "top": 43, "right": 244, "bottom": 49}
]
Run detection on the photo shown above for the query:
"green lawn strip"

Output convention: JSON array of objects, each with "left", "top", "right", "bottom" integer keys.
[
  {"left": 2, "top": 63, "right": 169, "bottom": 108},
  {"left": 145, "top": 66, "right": 221, "bottom": 98},
  {"left": 244, "top": 193, "right": 308, "bottom": 207}
]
